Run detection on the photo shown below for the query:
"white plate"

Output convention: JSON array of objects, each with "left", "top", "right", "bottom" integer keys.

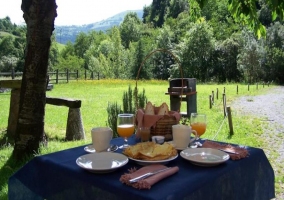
[
  {"left": 76, "top": 152, "right": 128, "bottom": 173},
  {"left": 84, "top": 144, "right": 118, "bottom": 153},
  {"left": 180, "top": 148, "right": 230, "bottom": 167},
  {"left": 128, "top": 154, "right": 178, "bottom": 166}
]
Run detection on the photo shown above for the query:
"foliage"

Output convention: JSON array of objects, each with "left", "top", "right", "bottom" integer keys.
[
  {"left": 106, "top": 84, "right": 147, "bottom": 137},
  {"left": 106, "top": 102, "right": 122, "bottom": 137},
  {"left": 237, "top": 29, "right": 265, "bottom": 83},
  {"left": 177, "top": 19, "right": 215, "bottom": 82},
  {"left": 120, "top": 12, "right": 142, "bottom": 49},
  {"left": 1, "top": 0, "right": 284, "bottom": 83}
]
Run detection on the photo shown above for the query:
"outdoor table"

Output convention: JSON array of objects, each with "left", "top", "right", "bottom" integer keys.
[{"left": 8, "top": 135, "right": 275, "bottom": 200}]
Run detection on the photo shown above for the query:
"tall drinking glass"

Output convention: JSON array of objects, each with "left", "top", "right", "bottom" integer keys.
[
  {"left": 117, "top": 113, "right": 135, "bottom": 149},
  {"left": 190, "top": 113, "right": 207, "bottom": 140}
]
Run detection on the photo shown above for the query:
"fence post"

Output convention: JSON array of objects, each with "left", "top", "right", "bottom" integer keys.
[
  {"left": 56, "top": 69, "right": 59, "bottom": 84},
  {"left": 216, "top": 88, "right": 219, "bottom": 100},
  {"left": 211, "top": 91, "right": 214, "bottom": 105},
  {"left": 85, "top": 70, "right": 87, "bottom": 80},
  {"left": 11, "top": 68, "right": 15, "bottom": 79},
  {"left": 98, "top": 72, "right": 100, "bottom": 80},
  {"left": 66, "top": 69, "right": 69, "bottom": 83},
  {"left": 226, "top": 106, "right": 234, "bottom": 136},
  {"left": 76, "top": 70, "right": 79, "bottom": 80},
  {"left": 237, "top": 85, "right": 238, "bottom": 94},
  {"left": 222, "top": 93, "right": 226, "bottom": 118},
  {"left": 209, "top": 95, "right": 212, "bottom": 109},
  {"left": 223, "top": 87, "right": 226, "bottom": 94}
]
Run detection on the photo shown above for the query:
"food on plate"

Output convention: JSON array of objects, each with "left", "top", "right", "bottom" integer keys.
[
  {"left": 157, "top": 102, "right": 169, "bottom": 115},
  {"left": 145, "top": 101, "right": 155, "bottom": 115},
  {"left": 123, "top": 142, "right": 177, "bottom": 161}
]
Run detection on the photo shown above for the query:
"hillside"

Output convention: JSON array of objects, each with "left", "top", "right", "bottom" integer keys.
[{"left": 54, "top": 10, "right": 143, "bottom": 44}]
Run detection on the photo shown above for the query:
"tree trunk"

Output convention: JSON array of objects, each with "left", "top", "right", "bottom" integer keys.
[{"left": 12, "top": 0, "right": 57, "bottom": 160}]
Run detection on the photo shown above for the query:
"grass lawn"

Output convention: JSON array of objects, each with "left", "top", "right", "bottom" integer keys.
[{"left": 0, "top": 80, "right": 280, "bottom": 199}]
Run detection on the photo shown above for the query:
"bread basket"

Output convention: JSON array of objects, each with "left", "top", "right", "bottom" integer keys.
[{"left": 135, "top": 48, "right": 184, "bottom": 141}]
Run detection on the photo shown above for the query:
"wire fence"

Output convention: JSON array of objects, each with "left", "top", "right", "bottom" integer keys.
[{"left": 208, "top": 83, "right": 272, "bottom": 140}]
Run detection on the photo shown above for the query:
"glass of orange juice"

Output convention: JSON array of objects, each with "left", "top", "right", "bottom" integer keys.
[
  {"left": 190, "top": 113, "right": 207, "bottom": 140},
  {"left": 117, "top": 113, "right": 135, "bottom": 149}
]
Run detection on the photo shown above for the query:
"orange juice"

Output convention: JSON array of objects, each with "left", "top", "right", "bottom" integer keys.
[
  {"left": 191, "top": 122, "right": 206, "bottom": 137},
  {"left": 117, "top": 124, "right": 135, "bottom": 137}
]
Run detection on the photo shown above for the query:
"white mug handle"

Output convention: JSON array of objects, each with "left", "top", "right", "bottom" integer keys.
[{"left": 189, "top": 130, "right": 198, "bottom": 143}]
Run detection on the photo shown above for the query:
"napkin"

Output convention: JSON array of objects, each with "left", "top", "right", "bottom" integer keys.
[
  {"left": 120, "top": 164, "right": 179, "bottom": 189},
  {"left": 202, "top": 140, "right": 249, "bottom": 160},
  {"left": 135, "top": 108, "right": 181, "bottom": 138}
]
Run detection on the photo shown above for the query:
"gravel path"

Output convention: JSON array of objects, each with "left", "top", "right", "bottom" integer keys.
[{"left": 231, "top": 86, "right": 284, "bottom": 199}]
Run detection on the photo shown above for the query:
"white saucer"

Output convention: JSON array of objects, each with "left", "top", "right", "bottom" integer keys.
[
  {"left": 76, "top": 152, "right": 128, "bottom": 173},
  {"left": 180, "top": 148, "right": 230, "bottom": 167},
  {"left": 84, "top": 144, "right": 118, "bottom": 153}
]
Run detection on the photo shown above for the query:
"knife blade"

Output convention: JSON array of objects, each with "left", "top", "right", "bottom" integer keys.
[
  {"left": 218, "top": 148, "right": 239, "bottom": 154},
  {"left": 129, "top": 167, "right": 171, "bottom": 183}
]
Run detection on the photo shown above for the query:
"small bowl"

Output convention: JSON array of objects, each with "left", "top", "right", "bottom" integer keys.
[{"left": 152, "top": 136, "right": 165, "bottom": 144}]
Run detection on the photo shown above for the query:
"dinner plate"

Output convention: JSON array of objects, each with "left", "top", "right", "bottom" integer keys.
[
  {"left": 180, "top": 148, "right": 230, "bottom": 167},
  {"left": 76, "top": 152, "right": 128, "bottom": 173},
  {"left": 84, "top": 144, "right": 118, "bottom": 153},
  {"left": 128, "top": 154, "right": 178, "bottom": 166}
]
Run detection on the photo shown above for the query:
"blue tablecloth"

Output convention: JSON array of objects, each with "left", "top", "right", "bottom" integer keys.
[{"left": 8, "top": 136, "right": 275, "bottom": 200}]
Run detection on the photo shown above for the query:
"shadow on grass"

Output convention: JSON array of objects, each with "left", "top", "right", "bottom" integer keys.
[
  {"left": 0, "top": 130, "right": 14, "bottom": 147},
  {"left": 0, "top": 148, "right": 33, "bottom": 200}
]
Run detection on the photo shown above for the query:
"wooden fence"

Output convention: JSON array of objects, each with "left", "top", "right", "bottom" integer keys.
[{"left": 0, "top": 69, "right": 102, "bottom": 83}]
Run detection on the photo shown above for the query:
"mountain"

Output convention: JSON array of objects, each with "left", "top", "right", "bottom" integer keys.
[{"left": 54, "top": 10, "right": 143, "bottom": 44}]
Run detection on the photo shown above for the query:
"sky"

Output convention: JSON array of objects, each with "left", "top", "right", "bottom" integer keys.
[{"left": 0, "top": 0, "right": 152, "bottom": 26}]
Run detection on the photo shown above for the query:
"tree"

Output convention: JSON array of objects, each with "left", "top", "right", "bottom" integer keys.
[
  {"left": 237, "top": 29, "right": 264, "bottom": 83},
  {"left": 178, "top": 19, "right": 214, "bottom": 82},
  {"left": 12, "top": 0, "right": 57, "bottom": 160},
  {"left": 120, "top": 12, "right": 142, "bottom": 49},
  {"left": 197, "top": 0, "right": 284, "bottom": 37}
]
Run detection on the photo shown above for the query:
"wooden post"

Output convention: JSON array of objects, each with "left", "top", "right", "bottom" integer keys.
[
  {"left": 226, "top": 106, "right": 234, "bottom": 136},
  {"left": 223, "top": 87, "right": 226, "bottom": 94},
  {"left": 66, "top": 69, "right": 69, "bottom": 83},
  {"left": 209, "top": 95, "right": 212, "bottom": 109},
  {"left": 216, "top": 88, "right": 219, "bottom": 100},
  {"left": 98, "top": 72, "right": 100, "bottom": 80},
  {"left": 66, "top": 108, "right": 85, "bottom": 141},
  {"left": 76, "top": 70, "right": 79, "bottom": 80},
  {"left": 7, "top": 88, "right": 20, "bottom": 139},
  {"left": 211, "top": 91, "right": 214, "bottom": 105},
  {"left": 222, "top": 93, "right": 226, "bottom": 118},
  {"left": 85, "top": 69, "right": 87, "bottom": 80},
  {"left": 56, "top": 69, "right": 59, "bottom": 84},
  {"left": 237, "top": 85, "right": 238, "bottom": 94},
  {"left": 11, "top": 68, "right": 15, "bottom": 79}
]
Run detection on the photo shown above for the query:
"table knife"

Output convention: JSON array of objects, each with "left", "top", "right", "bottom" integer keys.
[
  {"left": 218, "top": 148, "right": 239, "bottom": 154},
  {"left": 129, "top": 167, "right": 171, "bottom": 183}
]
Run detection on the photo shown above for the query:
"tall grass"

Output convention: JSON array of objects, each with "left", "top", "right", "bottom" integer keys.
[{"left": 0, "top": 80, "right": 277, "bottom": 199}]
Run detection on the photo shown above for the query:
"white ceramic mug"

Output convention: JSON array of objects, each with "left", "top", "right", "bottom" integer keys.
[
  {"left": 172, "top": 124, "right": 198, "bottom": 149},
  {"left": 91, "top": 127, "right": 113, "bottom": 152}
]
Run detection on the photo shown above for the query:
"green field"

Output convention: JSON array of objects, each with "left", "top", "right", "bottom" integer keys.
[{"left": 0, "top": 80, "right": 280, "bottom": 199}]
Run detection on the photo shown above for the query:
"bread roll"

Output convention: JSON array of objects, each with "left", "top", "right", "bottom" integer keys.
[
  {"left": 157, "top": 102, "right": 169, "bottom": 115},
  {"left": 145, "top": 101, "right": 155, "bottom": 115}
]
